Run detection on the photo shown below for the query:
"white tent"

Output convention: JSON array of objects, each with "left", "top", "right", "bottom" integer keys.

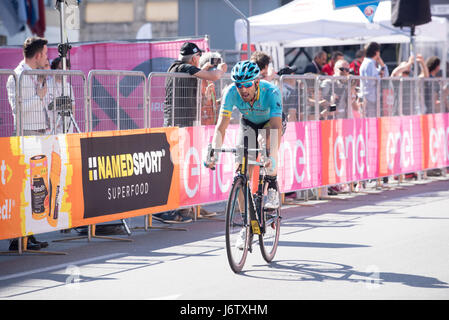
[{"left": 235, "top": 0, "right": 448, "bottom": 72}]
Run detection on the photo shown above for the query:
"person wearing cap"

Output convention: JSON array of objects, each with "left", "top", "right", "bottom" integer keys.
[
  {"left": 163, "top": 42, "right": 227, "bottom": 128},
  {"left": 154, "top": 42, "right": 227, "bottom": 224}
]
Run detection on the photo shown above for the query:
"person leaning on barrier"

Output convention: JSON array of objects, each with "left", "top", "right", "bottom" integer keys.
[
  {"left": 359, "top": 41, "right": 389, "bottom": 118},
  {"left": 390, "top": 54, "right": 429, "bottom": 116},
  {"left": 198, "top": 51, "right": 222, "bottom": 125},
  {"left": 156, "top": 42, "right": 227, "bottom": 223},
  {"left": 6, "top": 36, "right": 52, "bottom": 136},
  {"left": 163, "top": 42, "right": 227, "bottom": 128},
  {"left": 422, "top": 56, "right": 449, "bottom": 115},
  {"left": 320, "top": 59, "right": 362, "bottom": 120}
]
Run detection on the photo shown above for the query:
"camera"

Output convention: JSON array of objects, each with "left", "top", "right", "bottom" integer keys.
[
  {"left": 48, "top": 95, "right": 73, "bottom": 112},
  {"left": 329, "top": 104, "right": 337, "bottom": 112},
  {"left": 210, "top": 57, "right": 221, "bottom": 66}
]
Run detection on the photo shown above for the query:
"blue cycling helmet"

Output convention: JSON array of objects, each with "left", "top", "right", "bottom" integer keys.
[{"left": 231, "top": 60, "right": 260, "bottom": 83}]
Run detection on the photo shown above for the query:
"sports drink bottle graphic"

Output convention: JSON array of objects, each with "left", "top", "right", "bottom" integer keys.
[
  {"left": 30, "top": 155, "right": 49, "bottom": 220},
  {"left": 48, "top": 138, "right": 62, "bottom": 228}
]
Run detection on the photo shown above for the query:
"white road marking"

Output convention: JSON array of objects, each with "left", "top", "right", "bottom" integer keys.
[{"left": 0, "top": 253, "right": 126, "bottom": 281}]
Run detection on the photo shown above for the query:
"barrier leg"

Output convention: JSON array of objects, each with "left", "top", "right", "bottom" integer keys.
[
  {"left": 147, "top": 214, "right": 188, "bottom": 232},
  {"left": 197, "top": 206, "right": 225, "bottom": 221},
  {"left": 53, "top": 224, "right": 133, "bottom": 242},
  {"left": 1, "top": 236, "right": 67, "bottom": 255},
  {"left": 88, "top": 224, "right": 133, "bottom": 242}
]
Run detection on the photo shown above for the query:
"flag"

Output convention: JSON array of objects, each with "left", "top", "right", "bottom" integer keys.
[{"left": 358, "top": 1, "right": 379, "bottom": 23}]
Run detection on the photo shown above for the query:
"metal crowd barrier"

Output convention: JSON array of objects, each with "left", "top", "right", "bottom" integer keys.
[
  {"left": 17, "top": 69, "right": 88, "bottom": 136},
  {"left": 88, "top": 70, "right": 147, "bottom": 132},
  {"left": 278, "top": 75, "right": 449, "bottom": 122},
  {"left": 2, "top": 70, "right": 447, "bottom": 136},
  {"left": 148, "top": 72, "right": 202, "bottom": 128}
]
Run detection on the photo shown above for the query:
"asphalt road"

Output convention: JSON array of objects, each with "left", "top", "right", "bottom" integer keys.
[{"left": 1, "top": 176, "right": 449, "bottom": 301}]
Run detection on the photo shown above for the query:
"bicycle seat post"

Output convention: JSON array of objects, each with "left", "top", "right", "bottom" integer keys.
[{"left": 242, "top": 136, "right": 249, "bottom": 177}]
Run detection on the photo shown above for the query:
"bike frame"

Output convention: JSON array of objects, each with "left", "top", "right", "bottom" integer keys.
[{"left": 208, "top": 136, "right": 267, "bottom": 245}]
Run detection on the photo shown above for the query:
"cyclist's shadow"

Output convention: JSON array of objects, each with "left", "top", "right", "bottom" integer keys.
[{"left": 242, "top": 259, "right": 448, "bottom": 289}]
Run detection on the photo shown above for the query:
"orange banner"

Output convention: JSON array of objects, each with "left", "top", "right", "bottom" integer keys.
[{"left": 0, "top": 128, "right": 179, "bottom": 240}]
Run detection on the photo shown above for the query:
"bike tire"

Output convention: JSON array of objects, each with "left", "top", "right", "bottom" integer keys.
[
  {"left": 259, "top": 183, "right": 281, "bottom": 263},
  {"left": 225, "top": 177, "right": 250, "bottom": 273}
]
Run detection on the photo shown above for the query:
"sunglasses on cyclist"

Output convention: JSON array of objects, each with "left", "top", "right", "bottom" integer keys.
[
  {"left": 235, "top": 81, "right": 255, "bottom": 89},
  {"left": 339, "top": 67, "right": 350, "bottom": 72}
]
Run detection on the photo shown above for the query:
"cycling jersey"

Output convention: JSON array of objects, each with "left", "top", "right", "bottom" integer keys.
[{"left": 220, "top": 80, "right": 283, "bottom": 125}]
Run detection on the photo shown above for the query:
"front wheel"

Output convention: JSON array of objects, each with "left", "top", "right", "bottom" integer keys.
[
  {"left": 259, "top": 187, "right": 281, "bottom": 263},
  {"left": 225, "top": 177, "right": 249, "bottom": 273}
]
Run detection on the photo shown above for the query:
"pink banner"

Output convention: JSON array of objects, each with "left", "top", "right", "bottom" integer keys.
[
  {"left": 421, "top": 113, "right": 449, "bottom": 169},
  {"left": 178, "top": 125, "right": 239, "bottom": 206},
  {"left": 321, "top": 118, "right": 378, "bottom": 185},
  {"left": 378, "top": 115, "right": 423, "bottom": 176},
  {"left": 278, "top": 121, "right": 322, "bottom": 192}
]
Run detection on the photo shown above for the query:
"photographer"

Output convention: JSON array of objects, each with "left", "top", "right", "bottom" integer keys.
[
  {"left": 163, "top": 42, "right": 227, "bottom": 128},
  {"left": 198, "top": 51, "right": 223, "bottom": 125},
  {"left": 320, "top": 59, "right": 362, "bottom": 120},
  {"left": 47, "top": 57, "right": 75, "bottom": 134}
]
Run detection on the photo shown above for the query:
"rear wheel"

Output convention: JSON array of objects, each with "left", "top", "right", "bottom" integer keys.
[{"left": 225, "top": 178, "right": 249, "bottom": 273}]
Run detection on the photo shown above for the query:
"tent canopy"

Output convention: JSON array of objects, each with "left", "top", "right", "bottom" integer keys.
[{"left": 234, "top": 0, "right": 448, "bottom": 48}]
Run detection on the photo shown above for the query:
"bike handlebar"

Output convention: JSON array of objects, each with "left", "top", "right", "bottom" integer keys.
[{"left": 204, "top": 143, "right": 268, "bottom": 170}]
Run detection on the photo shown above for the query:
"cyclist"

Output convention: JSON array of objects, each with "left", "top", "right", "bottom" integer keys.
[{"left": 205, "top": 60, "right": 286, "bottom": 209}]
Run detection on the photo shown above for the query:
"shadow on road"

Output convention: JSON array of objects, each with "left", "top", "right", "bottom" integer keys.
[{"left": 243, "top": 259, "right": 449, "bottom": 289}]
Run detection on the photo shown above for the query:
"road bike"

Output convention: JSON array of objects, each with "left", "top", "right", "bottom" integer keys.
[{"left": 206, "top": 137, "right": 281, "bottom": 273}]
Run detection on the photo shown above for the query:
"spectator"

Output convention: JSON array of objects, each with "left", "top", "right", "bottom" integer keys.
[
  {"left": 300, "top": 73, "right": 330, "bottom": 121},
  {"left": 304, "top": 51, "right": 327, "bottom": 75},
  {"left": 5, "top": 36, "right": 50, "bottom": 251},
  {"left": 163, "top": 42, "right": 227, "bottom": 128},
  {"left": 349, "top": 49, "right": 365, "bottom": 76},
  {"left": 360, "top": 42, "right": 390, "bottom": 186},
  {"left": 390, "top": 55, "right": 428, "bottom": 116},
  {"left": 320, "top": 59, "right": 362, "bottom": 120},
  {"left": 423, "top": 56, "right": 449, "bottom": 114},
  {"left": 250, "top": 51, "right": 275, "bottom": 82},
  {"left": 322, "top": 51, "right": 344, "bottom": 76},
  {"left": 359, "top": 41, "right": 389, "bottom": 118},
  {"left": 198, "top": 51, "right": 222, "bottom": 125},
  {"left": 7, "top": 36, "right": 51, "bottom": 136},
  {"left": 156, "top": 42, "right": 227, "bottom": 223}
]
